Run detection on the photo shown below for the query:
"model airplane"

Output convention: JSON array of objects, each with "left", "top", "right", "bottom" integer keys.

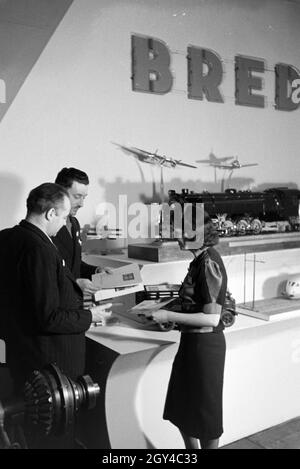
[
  {"left": 113, "top": 143, "right": 197, "bottom": 169},
  {"left": 210, "top": 158, "right": 258, "bottom": 170},
  {"left": 195, "top": 152, "right": 235, "bottom": 165},
  {"left": 196, "top": 152, "right": 236, "bottom": 183}
]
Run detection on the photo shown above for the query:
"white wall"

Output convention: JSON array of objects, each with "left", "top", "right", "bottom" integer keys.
[{"left": 1, "top": 0, "right": 300, "bottom": 230}]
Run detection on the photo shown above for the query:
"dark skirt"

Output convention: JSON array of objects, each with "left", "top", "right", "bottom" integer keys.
[{"left": 163, "top": 332, "right": 226, "bottom": 440}]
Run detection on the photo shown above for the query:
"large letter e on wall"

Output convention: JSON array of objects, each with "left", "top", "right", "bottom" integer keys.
[
  {"left": 131, "top": 35, "right": 173, "bottom": 94},
  {"left": 235, "top": 56, "right": 265, "bottom": 108}
]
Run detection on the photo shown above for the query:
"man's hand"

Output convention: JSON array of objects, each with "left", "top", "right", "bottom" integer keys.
[
  {"left": 90, "top": 302, "right": 112, "bottom": 325},
  {"left": 76, "top": 278, "right": 98, "bottom": 295}
]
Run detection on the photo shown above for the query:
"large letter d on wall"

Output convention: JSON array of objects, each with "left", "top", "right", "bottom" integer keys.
[
  {"left": 131, "top": 35, "right": 173, "bottom": 94},
  {"left": 275, "top": 63, "right": 300, "bottom": 111}
]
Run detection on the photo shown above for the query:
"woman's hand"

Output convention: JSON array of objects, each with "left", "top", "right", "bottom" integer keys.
[{"left": 151, "top": 309, "right": 170, "bottom": 324}]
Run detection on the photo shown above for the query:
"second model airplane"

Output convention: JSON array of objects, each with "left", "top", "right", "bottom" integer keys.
[
  {"left": 210, "top": 158, "right": 258, "bottom": 170},
  {"left": 196, "top": 151, "right": 235, "bottom": 165}
]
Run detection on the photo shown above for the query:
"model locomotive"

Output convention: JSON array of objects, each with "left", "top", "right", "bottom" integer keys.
[{"left": 168, "top": 187, "right": 300, "bottom": 236}]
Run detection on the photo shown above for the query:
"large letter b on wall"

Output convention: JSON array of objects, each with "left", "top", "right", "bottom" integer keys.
[{"left": 131, "top": 35, "right": 173, "bottom": 94}]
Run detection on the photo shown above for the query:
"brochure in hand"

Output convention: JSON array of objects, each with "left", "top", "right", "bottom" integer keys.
[
  {"left": 93, "top": 282, "right": 144, "bottom": 302},
  {"left": 130, "top": 298, "right": 175, "bottom": 314},
  {"left": 113, "top": 298, "right": 176, "bottom": 332},
  {"left": 92, "top": 263, "right": 142, "bottom": 289},
  {"left": 92, "top": 264, "right": 144, "bottom": 302}
]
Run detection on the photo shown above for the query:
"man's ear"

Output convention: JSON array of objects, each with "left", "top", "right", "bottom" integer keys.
[{"left": 45, "top": 207, "right": 55, "bottom": 221}]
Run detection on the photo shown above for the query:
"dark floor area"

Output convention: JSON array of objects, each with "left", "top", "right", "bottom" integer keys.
[{"left": 222, "top": 417, "right": 300, "bottom": 449}]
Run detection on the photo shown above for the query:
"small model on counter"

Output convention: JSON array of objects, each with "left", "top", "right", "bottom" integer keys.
[{"left": 282, "top": 276, "right": 300, "bottom": 299}]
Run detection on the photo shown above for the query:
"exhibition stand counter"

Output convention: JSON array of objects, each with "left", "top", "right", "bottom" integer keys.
[{"left": 81, "top": 247, "right": 300, "bottom": 448}]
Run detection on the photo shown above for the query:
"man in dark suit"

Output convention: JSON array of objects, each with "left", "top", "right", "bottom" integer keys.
[
  {"left": 0, "top": 183, "right": 111, "bottom": 392},
  {"left": 52, "top": 167, "right": 108, "bottom": 296}
]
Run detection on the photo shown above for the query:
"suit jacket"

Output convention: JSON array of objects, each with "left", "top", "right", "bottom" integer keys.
[
  {"left": 0, "top": 220, "right": 92, "bottom": 390},
  {"left": 52, "top": 216, "right": 96, "bottom": 279}
]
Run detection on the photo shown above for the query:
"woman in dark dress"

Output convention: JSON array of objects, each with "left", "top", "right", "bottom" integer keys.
[{"left": 151, "top": 212, "right": 227, "bottom": 449}]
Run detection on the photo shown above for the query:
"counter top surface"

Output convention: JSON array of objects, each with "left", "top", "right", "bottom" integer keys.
[{"left": 86, "top": 307, "right": 300, "bottom": 355}]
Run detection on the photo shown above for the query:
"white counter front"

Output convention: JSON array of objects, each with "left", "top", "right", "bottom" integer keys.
[{"left": 85, "top": 309, "right": 300, "bottom": 449}]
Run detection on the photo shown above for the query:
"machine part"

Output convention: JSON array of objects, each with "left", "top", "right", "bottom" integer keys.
[
  {"left": 0, "top": 364, "right": 100, "bottom": 449},
  {"left": 23, "top": 370, "right": 53, "bottom": 435},
  {"left": 24, "top": 364, "right": 100, "bottom": 436}
]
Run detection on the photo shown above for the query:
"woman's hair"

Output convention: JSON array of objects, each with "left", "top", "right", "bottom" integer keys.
[
  {"left": 183, "top": 209, "right": 219, "bottom": 250},
  {"left": 202, "top": 211, "right": 219, "bottom": 247}
]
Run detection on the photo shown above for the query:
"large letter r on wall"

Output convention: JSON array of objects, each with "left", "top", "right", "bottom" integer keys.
[{"left": 187, "top": 47, "right": 224, "bottom": 103}]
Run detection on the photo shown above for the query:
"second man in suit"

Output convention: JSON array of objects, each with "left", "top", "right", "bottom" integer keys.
[{"left": 53, "top": 167, "right": 108, "bottom": 295}]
